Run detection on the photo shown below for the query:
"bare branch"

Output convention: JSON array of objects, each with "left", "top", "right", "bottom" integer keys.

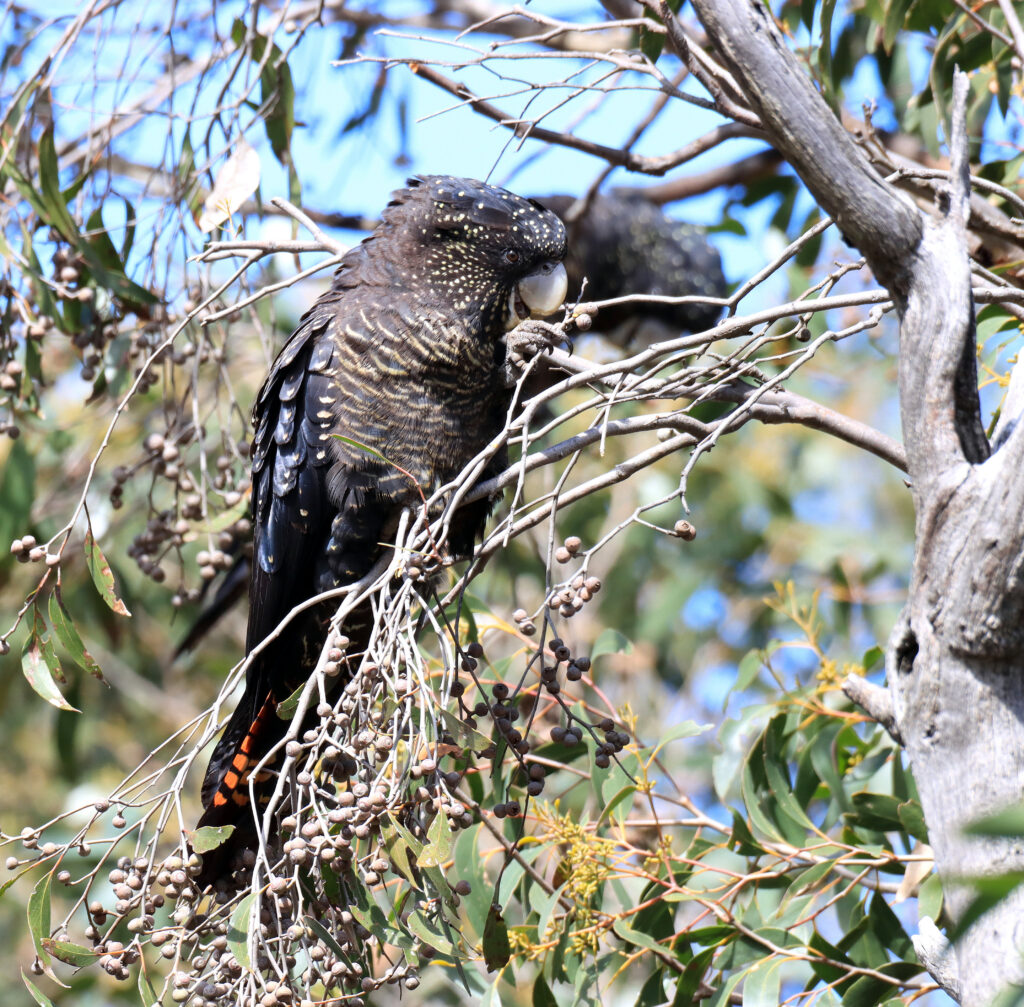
[
  {"left": 690, "top": 0, "right": 922, "bottom": 298},
  {"left": 842, "top": 674, "right": 903, "bottom": 744},
  {"left": 405, "top": 60, "right": 727, "bottom": 176},
  {"left": 620, "top": 148, "right": 783, "bottom": 203}
]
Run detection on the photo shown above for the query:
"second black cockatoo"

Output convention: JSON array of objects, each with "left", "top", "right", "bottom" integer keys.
[
  {"left": 537, "top": 192, "right": 726, "bottom": 336},
  {"left": 193, "top": 176, "right": 567, "bottom": 883}
]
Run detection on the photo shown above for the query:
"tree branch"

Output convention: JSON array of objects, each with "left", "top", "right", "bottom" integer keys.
[
  {"left": 841, "top": 674, "right": 902, "bottom": 744},
  {"left": 689, "top": 0, "right": 922, "bottom": 299},
  {"left": 406, "top": 61, "right": 723, "bottom": 176},
  {"left": 618, "top": 148, "right": 783, "bottom": 203}
]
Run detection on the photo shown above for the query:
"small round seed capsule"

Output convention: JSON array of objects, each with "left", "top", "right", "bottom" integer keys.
[{"left": 673, "top": 520, "right": 697, "bottom": 540}]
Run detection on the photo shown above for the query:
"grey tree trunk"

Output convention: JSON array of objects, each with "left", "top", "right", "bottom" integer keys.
[{"left": 686, "top": 1, "right": 1024, "bottom": 1002}]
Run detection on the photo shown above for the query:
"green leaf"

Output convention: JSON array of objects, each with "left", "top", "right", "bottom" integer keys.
[
  {"left": 882, "top": 0, "right": 915, "bottom": 52},
  {"left": 727, "top": 810, "right": 767, "bottom": 856},
  {"left": 260, "top": 45, "right": 295, "bottom": 163},
  {"left": 385, "top": 813, "right": 429, "bottom": 890},
  {"left": 918, "top": 873, "right": 943, "bottom": 921},
  {"left": 867, "top": 891, "right": 912, "bottom": 959},
  {"left": 0, "top": 439, "right": 36, "bottom": 560},
  {"left": 964, "top": 803, "right": 1024, "bottom": 838},
  {"left": 438, "top": 706, "right": 492, "bottom": 753},
  {"left": 839, "top": 964, "right": 922, "bottom": 1007},
  {"left": 304, "top": 915, "right": 352, "bottom": 962},
  {"left": 483, "top": 903, "right": 511, "bottom": 972},
  {"left": 407, "top": 910, "right": 458, "bottom": 955},
  {"left": 41, "top": 939, "right": 96, "bottom": 967},
  {"left": 762, "top": 719, "right": 816, "bottom": 829},
  {"left": 845, "top": 792, "right": 902, "bottom": 834},
  {"left": 348, "top": 897, "right": 391, "bottom": 939},
  {"left": 783, "top": 859, "right": 834, "bottom": 904},
  {"left": 234, "top": 23, "right": 296, "bottom": 164},
  {"left": 687, "top": 925, "right": 735, "bottom": 948},
  {"left": 595, "top": 784, "right": 635, "bottom": 829},
  {"left": 534, "top": 881, "right": 567, "bottom": 952},
  {"left": 138, "top": 960, "right": 160, "bottom": 1005},
  {"left": 717, "top": 928, "right": 797, "bottom": 970},
  {"left": 76, "top": 210, "right": 154, "bottom": 308},
  {"left": 612, "top": 918, "right": 667, "bottom": 956},
  {"left": 26, "top": 873, "right": 66, "bottom": 986},
  {"left": 635, "top": 968, "right": 667, "bottom": 1007},
  {"left": 84, "top": 529, "right": 131, "bottom": 616},
  {"left": 287, "top": 160, "right": 302, "bottom": 210},
  {"left": 817, "top": 0, "right": 840, "bottom": 95},
  {"left": 809, "top": 720, "right": 853, "bottom": 814},
  {"left": 453, "top": 826, "right": 490, "bottom": 937},
  {"left": 37, "top": 126, "right": 80, "bottom": 242},
  {"left": 701, "top": 964, "right": 745, "bottom": 1007},
  {"left": 275, "top": 681, "right": 304, "bottom": 720},
  {"left": 533, "top": 973, "right": 560, "bottom": 1007},
  {"left": 4, "top": 154, "right": 49, "bottom": 222},
  {"left": 743, "top": 958, "right": 782, "bottom": 1007},
  {"left": 22, "top": 609, "right": 77, "bottom": 712},
  {"left": 48, "top": 592, "right": 105, "bottom": 683},
  {"left": 897, "top": 800, "right": 928, "bottom": 843},
  {"left": 188, "top": 824, "right": 236, "bottom": 854},
  {"left": 741, "top": 752, "right": 789, "bottom": 844},
  {"left": 27, "top": 873, "right": 51, "bottom": 951},
  {"left": 227, "top": 892, "right": 255, "bottom": 970},
  {"left": 120, "top": 197, "right": 137, "bottom": 260},
  {"left": 672, "top": 947, "right": 717, "bottom": 1005},
  {"left": 592, "top": 629, "right": 633, "bottom": 660},
  {"left": 735, "top": 649, "right": 764, "bottom": 691},
  {"left": 85, "top": 206, "right": 125, "bottom": 273},
  {"left": 418, "top": 809, "right": 453, "bottom": 868},
  {"left": 651, "top": 720, "right": 710, "bottom": 759},
  {"left": 639, "top": 26, "right": 665, "bottom": 64},
  {"left": 22, "top": 972, "right": 57, "bottom": 1007}
]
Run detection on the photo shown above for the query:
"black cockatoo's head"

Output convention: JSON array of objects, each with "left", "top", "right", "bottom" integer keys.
[{"left": 374, "top": 175, "right": 568, "bottom": 335}]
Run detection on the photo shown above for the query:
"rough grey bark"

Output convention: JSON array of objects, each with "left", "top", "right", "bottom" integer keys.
[{"left": 687, "top": 1, "right": 1024, "bottom": 1001}]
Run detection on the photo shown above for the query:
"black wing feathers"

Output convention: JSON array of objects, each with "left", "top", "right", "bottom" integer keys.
[{"left": 199, "top": 312, "right": 337, "bottom": 817}]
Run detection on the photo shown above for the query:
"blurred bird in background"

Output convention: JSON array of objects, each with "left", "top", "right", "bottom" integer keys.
[{"left": 536, "top": 192, "right": 726, "bottom": 340}]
